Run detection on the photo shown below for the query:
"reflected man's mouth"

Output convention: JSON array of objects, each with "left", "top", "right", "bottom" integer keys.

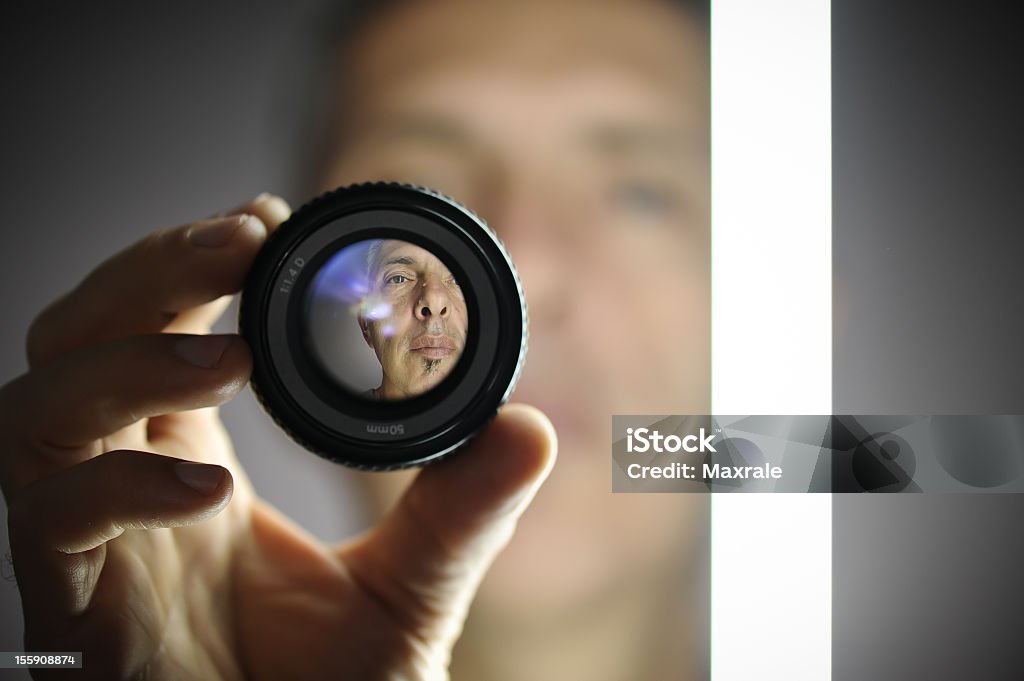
[{"left": 409, "top": 334, "right": 457, "bottom": 360}]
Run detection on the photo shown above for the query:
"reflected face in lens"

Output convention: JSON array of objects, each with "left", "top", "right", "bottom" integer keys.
[{"left": 359, "top": 240, "right": 468, "bottom": 399}]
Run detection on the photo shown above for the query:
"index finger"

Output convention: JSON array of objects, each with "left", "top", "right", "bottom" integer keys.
[{"left": 26, "top": 193, "right": 291, "bottom": 367}]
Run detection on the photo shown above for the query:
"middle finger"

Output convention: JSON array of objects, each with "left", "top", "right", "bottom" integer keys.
[{"left": 0, "top": 333, "right": 250, "bottom": 496}]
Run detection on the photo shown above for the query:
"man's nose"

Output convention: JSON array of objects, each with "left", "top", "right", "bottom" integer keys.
[{"left": 414, "top": 279, "right": 450, "bottom": 321}]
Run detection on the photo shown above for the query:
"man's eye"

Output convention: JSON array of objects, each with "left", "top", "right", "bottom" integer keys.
[
  {"left": 386, "top": 274, "right": 410, "bottom": 285},
  {"left": 611, "top": 180, "right": 677, "bottom": 216}
]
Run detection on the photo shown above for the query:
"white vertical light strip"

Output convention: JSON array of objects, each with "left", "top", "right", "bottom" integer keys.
[{"left": 710, "top": 0, "right": 832, "bottom": 680}]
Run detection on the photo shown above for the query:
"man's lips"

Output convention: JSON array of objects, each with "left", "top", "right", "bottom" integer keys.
[{"left": 409, "top": 334, "right": 457, "bottom": 359}]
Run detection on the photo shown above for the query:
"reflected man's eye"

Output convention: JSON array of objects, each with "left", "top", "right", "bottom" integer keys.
[{"left": 386, "top": 274, "right": 410, "bottom": 285}]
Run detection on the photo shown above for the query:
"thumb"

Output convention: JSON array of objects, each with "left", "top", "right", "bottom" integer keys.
[
  {"left": 7, "top": 450, "right": 232, "bottom": 624},
  {"left": 342, "top": 403, "right": 556, "bottom": 653}
]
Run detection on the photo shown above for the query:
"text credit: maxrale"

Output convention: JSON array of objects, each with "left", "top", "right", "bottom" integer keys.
[{"left": 623, "top": 427, "right": 782, "bottom": 480}]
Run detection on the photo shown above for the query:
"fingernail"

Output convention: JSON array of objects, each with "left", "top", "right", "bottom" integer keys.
[
  {"left": 174, "top": 461, "right": 225, "bottom": 495},
  {"left": 174, "top": 335, "right": 232, "bottom": 368},
  {"left": 260, "top": 195, "right": 292, "bottom": 224},
  {"left": 187, "top": 214, "right": 248, "bottom": 248}
]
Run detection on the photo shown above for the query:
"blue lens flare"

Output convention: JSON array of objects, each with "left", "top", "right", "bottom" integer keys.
[
  {"left": 361, "top": 299, "right": 393, "bottom": 321},
  {"left": 310, "top": 241, "right": 375, "bottom": 305},
  {"left": 309, "top": 240, "right": 396, "bottom": 335}
]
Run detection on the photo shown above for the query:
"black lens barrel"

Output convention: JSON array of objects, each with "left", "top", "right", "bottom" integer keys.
[{"left": 239, "top": 182, "right": 527, "bottom": 470}]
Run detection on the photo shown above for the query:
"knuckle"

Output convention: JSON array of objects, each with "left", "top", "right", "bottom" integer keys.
[
  {"left": 92, "top": 226, "right": 173, "bottom": 291},
  {"left": 138, "top": 224, "right": 176, "bottom": 258}
]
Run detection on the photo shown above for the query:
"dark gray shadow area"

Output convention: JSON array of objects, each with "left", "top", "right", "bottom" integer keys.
[{"left": 833, "top": 1, "right": 1024, "bottom": 679}]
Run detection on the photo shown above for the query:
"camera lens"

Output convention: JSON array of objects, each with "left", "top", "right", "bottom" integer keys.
[{"left": 239, "top": 183, "right": 526, "bottom": 470}]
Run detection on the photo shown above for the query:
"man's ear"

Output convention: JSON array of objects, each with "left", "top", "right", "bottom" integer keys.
[{"left": 358, "top": 317, "right": 372, "bottom": 348}]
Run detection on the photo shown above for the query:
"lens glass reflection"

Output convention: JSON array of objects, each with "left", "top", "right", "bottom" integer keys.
[{"left": 305, "top": 239, "right": 468, "bottom": 400}]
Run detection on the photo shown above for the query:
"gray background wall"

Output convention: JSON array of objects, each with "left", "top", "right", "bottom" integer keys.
[{"left": 833, "top": 1, "right": 1024, "bottom": 679}]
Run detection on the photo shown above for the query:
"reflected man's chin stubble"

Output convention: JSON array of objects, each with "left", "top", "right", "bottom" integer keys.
[{"left": 386, "top": 327, "right": 463, "bottom": 388}]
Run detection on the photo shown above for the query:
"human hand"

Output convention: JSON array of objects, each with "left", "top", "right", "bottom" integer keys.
[{"left": 0, "top": 194, "right": 556, "bottom": 680}]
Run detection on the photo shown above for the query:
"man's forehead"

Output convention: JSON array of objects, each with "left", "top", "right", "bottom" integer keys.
[
  {"left": 344, "top": 0, "right": 704, "bottom": 108},
  {"left": 326, "top": 2, "right": 706, "bottom": 173},
  {"left": 376, "top": 240, "right": 441, "bottom": 267}
]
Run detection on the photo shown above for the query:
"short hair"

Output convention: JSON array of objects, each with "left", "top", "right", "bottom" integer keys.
[{"left": 365, "top": 239, "right": 383, "bottom": 285}]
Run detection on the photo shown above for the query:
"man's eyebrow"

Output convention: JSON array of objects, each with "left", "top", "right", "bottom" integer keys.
[
  {"left": 362, "top": 116, "right": 704, "bottom": 162},
  {"left": 381, "top": 256, "right": 416, "bottom": 267}
]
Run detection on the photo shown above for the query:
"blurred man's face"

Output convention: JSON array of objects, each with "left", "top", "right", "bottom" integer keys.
[
  {"left": 360, "top": 240, "right": 467, "bottom": 399},
  {"left": 321, "top": 0, "right": 710, "bottom": 617}
]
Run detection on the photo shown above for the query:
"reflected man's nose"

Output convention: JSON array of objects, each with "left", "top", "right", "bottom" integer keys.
[{"left": 415, "top": 278, "right": 450, "bottom": 321}]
